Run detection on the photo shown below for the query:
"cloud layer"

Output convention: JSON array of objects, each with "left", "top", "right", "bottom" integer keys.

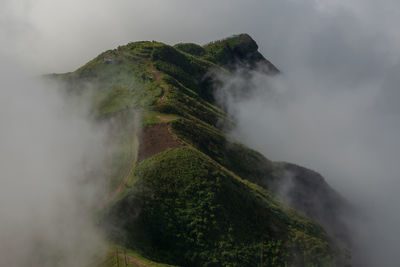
[{"left": 0, "top": 59, "right": 108, "bottom": 266}]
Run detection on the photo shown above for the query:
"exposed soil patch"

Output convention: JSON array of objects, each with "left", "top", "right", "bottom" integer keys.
[{"left": 138, "top": 124, "right": 183, "bottom": 161}]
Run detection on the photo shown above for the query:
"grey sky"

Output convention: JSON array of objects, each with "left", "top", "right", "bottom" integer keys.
[{"left": 1, "top": 0, "right": 398, "bottom": 75}]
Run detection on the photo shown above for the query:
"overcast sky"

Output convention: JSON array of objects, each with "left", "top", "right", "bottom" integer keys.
[
  {"left": 2, "top": 1, "right": 400, "bottom": 266},
  {"left": 1, "top": 0, "right": 399, "bottom": 75}
]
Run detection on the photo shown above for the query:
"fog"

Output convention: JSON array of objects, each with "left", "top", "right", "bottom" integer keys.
[
  {"left": 0, "top": 60, "right": 108, "bottom": 266},
  {"left": 2, "top": 0, "right": 400, "bottom": 266},
  {"left": 213, "top": 65, "right": 398, "bottom": 265}
]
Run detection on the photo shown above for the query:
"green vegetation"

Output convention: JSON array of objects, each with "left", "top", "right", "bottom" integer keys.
[
  {"left": 107, "top": 122, "right": 138, "bottom": 193},
  {"left": 141, "top": 111, "right": 180, "bottom": 127},
  {"left": 151, "top": 46, "right": 217, "bottom": 102},
  {"left": 52, "top": 34, "right": 348, "bottom": 266},
  {"left": 174, "top": 43, "right": 206, "bottom": 57},
  {"left": 102, "top": 147, "right": 338, "bottom": 266},
  {"left": 92, "top": 244, "right": 175, "bottom": 267},
  {"left": 203, "top": 34, "right": 259, "bottom": 64},
  {"left": 153, "top": 74, "right": 227, "bottom": 125},
  {"left": 170, "top": 118, "right": 282, "bottom": 189}
]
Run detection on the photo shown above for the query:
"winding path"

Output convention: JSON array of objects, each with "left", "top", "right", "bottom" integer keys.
[
  {"left": 107, "top": 116, "right": 139, "bottom": 202},
  {"left": 149, "top": 62, "right": 168, "bottom": 103}
]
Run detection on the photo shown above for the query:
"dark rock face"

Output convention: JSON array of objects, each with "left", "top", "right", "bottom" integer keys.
[{"left": 229, "top": 34, "right": 280, "bottom": 73}]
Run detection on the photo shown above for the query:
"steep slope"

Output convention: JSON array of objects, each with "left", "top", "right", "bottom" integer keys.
[
  {"left": 54, "top": 34, "right": 350, "bottom": 266},
  {"left": 103, "top": 147, "right": 339, "bottom": 266}
]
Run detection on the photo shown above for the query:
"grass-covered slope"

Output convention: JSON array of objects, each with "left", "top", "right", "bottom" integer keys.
[
  {"left": 102, "top": 147, "right": 340, "bottom": 266},
  {"left": 169, "top": 118, "right": 280, "bottom": 187},
  {"left": 169, "top": 117, "right": 352, "bottom": 251},
  {"left": 53, "top": 34, "right": 350, "bottom": 266}
]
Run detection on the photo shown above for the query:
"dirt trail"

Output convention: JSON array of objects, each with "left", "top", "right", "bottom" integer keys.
[
  {"left": 117, "top": 253, "right": 146, "bottom": 267},
  {"left": 108, "top": 156, "right": 135, "bottom": 201},
  {"left": 149, "top": 62, "right": 168, "bottom": 103},
  {"left": 107, "top": 130, "right": 138, "bottom": 202}
]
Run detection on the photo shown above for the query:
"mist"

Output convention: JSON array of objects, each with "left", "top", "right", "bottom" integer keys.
[
  {"left": 213, "top": 62, "right": 400, "bottom": 265},
  {"left": 0, "top": 60, "right": 108, "bottom": 266}
]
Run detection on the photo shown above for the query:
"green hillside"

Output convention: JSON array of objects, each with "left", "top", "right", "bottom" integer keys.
[{"left": 54, "top": 34, "right": 350, "bottom": 266}]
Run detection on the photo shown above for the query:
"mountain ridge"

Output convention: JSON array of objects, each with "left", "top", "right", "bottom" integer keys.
[{"left": 53, "top": 34, "right": 351, "bottom": 266}]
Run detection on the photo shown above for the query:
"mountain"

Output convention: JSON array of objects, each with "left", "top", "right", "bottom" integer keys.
[{"left": 54, "top": 34, "right": 351, "bottom": 266}]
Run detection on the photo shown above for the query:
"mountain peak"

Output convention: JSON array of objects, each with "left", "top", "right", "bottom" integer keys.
[
  {"left": 207, "top": 33, "right": 259, "bottom": 54},
  {"left": 202, "top": 33, "right": 279, "bottom": 72}
]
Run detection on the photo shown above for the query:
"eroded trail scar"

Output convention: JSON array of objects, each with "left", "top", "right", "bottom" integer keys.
[
  {"left": 149, "top": 62, "right": 168, "bottom": 103},
  {"left": 137, "top": 124, "right": 183, "bottom": 162}
]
